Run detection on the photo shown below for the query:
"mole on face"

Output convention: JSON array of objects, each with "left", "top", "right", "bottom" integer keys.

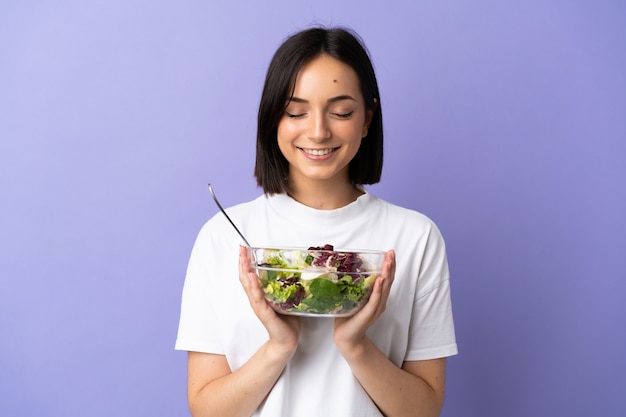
[{"left": 333, "top": 79, "right": 337, "bottom": 83}]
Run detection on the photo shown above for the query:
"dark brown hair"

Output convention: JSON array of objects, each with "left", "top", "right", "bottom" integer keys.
[{"left": 254, "top": 27, "right": 383, "bottom": 194}]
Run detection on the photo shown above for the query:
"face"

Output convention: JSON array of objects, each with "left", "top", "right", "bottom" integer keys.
[{"left": 277, "top": 54, "right": 372, "bottom": 189}]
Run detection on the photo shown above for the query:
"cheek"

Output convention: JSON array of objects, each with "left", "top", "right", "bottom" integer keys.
[
  {"left": 342, "top": 119, "right": 368, "bottom": 140},
  {"left": 276, "top": 123, "right": 295, "bottom": 158},
  {"left": 276, "top": 125, "right": 288, "bottom": 151},
  {"left": 277, "top": 120, "right": 297, "bottom": 142}
]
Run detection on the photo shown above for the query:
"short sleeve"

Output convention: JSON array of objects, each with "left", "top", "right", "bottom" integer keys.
[
  {"left": 175, "top": 222, "right": 225, "bottom": 354},
  {"left": 404, "top": 225, "right": 457, "bottom": 361}
]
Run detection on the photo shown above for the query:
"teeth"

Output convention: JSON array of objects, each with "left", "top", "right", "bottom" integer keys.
[{"left": 304, "top": 148, "right": 333, "bottom": 156}]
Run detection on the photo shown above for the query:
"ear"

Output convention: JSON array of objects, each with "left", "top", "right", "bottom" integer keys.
[{"left": 361, "top": 98, "right": 378, "bottom": 138}]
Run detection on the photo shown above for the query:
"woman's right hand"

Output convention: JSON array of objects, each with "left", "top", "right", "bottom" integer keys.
[
  {"left": 187, "top": 249, "right": 302, "bottom": 417},
  {"left": 239, "top": 246, "right": 301, "bottom": 357}
]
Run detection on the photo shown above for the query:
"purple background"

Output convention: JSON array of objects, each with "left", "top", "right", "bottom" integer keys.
[{"left": 1, "top": 1, "right": 625, "bottom": 416}]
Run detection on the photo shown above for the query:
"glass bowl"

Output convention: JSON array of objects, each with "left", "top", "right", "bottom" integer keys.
[{"left": 248, "top": 245, "right": 386, "bottom": 317}]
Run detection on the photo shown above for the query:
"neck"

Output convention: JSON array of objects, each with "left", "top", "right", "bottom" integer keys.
[{"left": 285, "top": 178, "right": 364, "bottom": 210}]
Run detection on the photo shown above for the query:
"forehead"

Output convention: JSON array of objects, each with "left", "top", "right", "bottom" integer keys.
[{"left": 292, "top": 54, "right": 361, "bottom": 95}]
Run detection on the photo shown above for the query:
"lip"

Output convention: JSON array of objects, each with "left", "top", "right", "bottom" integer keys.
[{"left": 298, "top": 147, "right": 339, "bottom": 160}]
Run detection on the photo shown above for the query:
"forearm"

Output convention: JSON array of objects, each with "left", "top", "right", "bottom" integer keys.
[
  {"left": 189, "top": 342, "right": 293, "bottom": 417},
  {"left": 339, "top": 338, "right": 445, "bottom": 417}
]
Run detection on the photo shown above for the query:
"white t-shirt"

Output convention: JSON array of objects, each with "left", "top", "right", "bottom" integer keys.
[{"left": 175, "top": 191, "right": 457, "bottom": 416}]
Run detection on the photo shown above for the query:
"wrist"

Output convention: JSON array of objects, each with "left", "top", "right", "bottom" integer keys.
[
  {"left": 336, "top": 336, "right": 369, "bottom": 362},
  {"left": 265, "top": 339, "right": 298, "bottom": 363}
]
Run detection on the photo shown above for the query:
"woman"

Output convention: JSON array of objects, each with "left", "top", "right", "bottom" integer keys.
[{"left": 175, "top": 27, "right": 457, "bottom": 417}]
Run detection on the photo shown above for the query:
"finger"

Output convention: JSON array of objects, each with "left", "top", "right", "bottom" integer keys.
[
  {"left": 374, "top": 265, "right": 390, "bottom": 314},
  {"left": 248, "top": 272, "right": 267, "bottom": 304},
  {"left": 239, "top": 258, "right": 249, "bottom": 290},
  {"left": 352, "top": 275, "right": 384, "bottom": 324},
  {"left": 239, "top": 248, "right": 265, "bottom": 307},
  {"left": 239, "top": 249, "right": 251, "bottom": 289},
  {"left": 238, "top": 245, "right": 245, "bottom": 272},
  {"left": 373, "top": 276, "right": 388, "bottom": 317},
  {"left": 376, "top": 252, "right": 392, "bottom": 291},
  {"left": 384, "top": 250, "right": 396, "bottom": 284},
  {"left": 239, "top": 246, "right": 250, "bottom": 275}
]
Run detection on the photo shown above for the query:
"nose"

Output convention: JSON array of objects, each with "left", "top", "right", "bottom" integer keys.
[{"left": 306, "top": 112, "right": 330, "bottom": 142}]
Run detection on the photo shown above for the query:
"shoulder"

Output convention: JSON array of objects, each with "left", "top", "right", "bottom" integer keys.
[
  {"left": 364, "top": 194, "right": 448, "bottom": 262},
  {"left": 195, "top": 195, "right": 266, "bottom": 243},
  {"left": 369, "top": 194, "right": 442, "bottom": 235},
  {"left": 202, "top": 194, "right": 266, "bottom": 227}
]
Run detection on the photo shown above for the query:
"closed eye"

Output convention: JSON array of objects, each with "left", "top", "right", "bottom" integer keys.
[
  {"left": 333, "top": 111, "right": 354, "bottom": 119},
  {"left": 286, "top": 112, "right": 306, "bottom": 119}
]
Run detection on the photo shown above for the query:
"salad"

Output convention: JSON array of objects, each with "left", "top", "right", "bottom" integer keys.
[{"left": 253, "top": 244, "right": 382, "bottom": 316}]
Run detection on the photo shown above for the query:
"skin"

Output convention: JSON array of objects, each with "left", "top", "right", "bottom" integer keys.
[
  {"left": 187, "top": 54, "right": 447, "bottom": 417},
  {"left": 277, "top": 54, "right": 371, "bottom": 209}
]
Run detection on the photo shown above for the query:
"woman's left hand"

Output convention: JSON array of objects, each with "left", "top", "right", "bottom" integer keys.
[{"left": 333, "top": 249, "right": 395, "bottom": 352}]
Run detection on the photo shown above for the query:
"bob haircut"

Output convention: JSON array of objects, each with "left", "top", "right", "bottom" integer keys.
[{"left": 254, "top": 27, "right": 383, "bottom": 194}]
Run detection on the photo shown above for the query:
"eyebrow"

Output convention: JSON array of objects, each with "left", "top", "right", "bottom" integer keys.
[{"left": 288, "top": 95, "right": 357, "bottom": 104}]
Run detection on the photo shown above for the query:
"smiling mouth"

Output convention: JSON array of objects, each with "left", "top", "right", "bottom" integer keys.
[{"left": 300, "top": 147, "right": 338, "bottom": 156}]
